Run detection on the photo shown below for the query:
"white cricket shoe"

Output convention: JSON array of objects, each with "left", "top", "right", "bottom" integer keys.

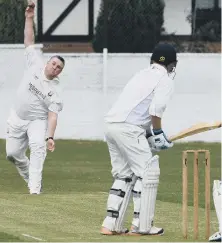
[
  {"left": 100, "top": 226, "right": 129, "bottom": 235},
  {"left": 149, "top": 226, "right": 164, "bottom": 235},
  {"left": 128, "top": 225, "right": 164, "bottom": 236},
  {"left": 209, "top": 231, "right": 221, "bottom": 242},
  {"left": 30, "top": 191, "right": 41, "bottom": 195},
  {"left": 29, "top": 184, "right": 43, "bottom": 195}
]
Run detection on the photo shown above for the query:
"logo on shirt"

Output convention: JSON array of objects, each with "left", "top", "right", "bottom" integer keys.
[
  {"left": 28, "top": 82, "right": 46, "bottom": 100},
  {"left": 159, "top": 56, "right": 165, "bottom": 62},
  {"left": 34, "top": 75, "right": 39, "bottom": 80},
  {"left": 48, "top": 91, "right": 54, "bottom": 97}
]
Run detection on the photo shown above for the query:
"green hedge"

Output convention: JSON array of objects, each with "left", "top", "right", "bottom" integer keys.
[{"left": 92, "top": 0, "right": 165, "bottom": 53}]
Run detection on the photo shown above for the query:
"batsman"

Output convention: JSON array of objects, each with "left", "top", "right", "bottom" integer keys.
[
  {"left": 101, "top": 43, "right": 178, "bottom": 235},
  {"left": 209, "top": 180, "right": 221, "bottom": 242}
]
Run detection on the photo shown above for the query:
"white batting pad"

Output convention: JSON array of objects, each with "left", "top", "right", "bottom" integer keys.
[
  {"left": 139, "top": 155, "right": 160, "bottom": 233},
  {"left": 213, "top": 180, "right": 222, "bottom": 232},
  {"left": 102, "top": 175, "right": 137, "bottom": 231},
  {"left": 115, "top": 175, "right": 137, "bottom": 232},
  {"left": 132, "top": 178, "right": 142, "bottom": 228}
]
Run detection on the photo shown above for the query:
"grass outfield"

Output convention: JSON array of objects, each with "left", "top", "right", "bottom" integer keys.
[{"left": 0, "top": 139, "right": 221, "bottom": 242}]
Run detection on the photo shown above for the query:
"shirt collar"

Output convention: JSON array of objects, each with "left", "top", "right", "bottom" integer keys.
[
  {"left": 150, "top": 63, "right": 167, "bottom": 73},
  {"left": 42, "top": 69, "right": 59, "bottom": 84}
]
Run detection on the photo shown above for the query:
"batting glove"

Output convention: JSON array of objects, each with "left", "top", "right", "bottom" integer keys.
[{"left": 146, "top": 129, "right": 174, "bottom": 152}]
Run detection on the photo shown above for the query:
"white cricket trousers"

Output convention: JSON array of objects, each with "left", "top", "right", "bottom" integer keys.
[
  {"left": 104, "top": 122, "right": 152, "bottom": 178},
  {"left": 6, "top": 110, "right": 47, "bottom": 194}
]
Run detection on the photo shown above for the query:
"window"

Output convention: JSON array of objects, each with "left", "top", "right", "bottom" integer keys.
[{"left": 196, "top": 0, "right": 214, "bottom": 9}]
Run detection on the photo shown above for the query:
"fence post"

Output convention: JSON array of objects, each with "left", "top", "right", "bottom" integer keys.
[{"left": 103, "top": 47, "right": 108, "bottom": 141}]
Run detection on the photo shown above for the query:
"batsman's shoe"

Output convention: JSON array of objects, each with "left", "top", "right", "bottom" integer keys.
[
  {"left": 209, "top": 231, "right": 221, "bottom": 242},
  {"left": 100, "top": 226, "right": 129, "bottom": 235},
  {"left": 127, "top": 225, "right": 164, "bottom": 236}
]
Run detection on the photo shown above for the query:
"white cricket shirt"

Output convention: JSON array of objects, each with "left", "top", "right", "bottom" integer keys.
[
  {"left": 12, "top": 45, "right": 63, "bottom": 121},
  {"left": 105, "top": 63, "right": 174, "bottom": 129}
]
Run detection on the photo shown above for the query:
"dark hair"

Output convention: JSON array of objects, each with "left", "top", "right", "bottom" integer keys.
[{"left": 50, "top": 55, "right": 65, "bottom": 66}]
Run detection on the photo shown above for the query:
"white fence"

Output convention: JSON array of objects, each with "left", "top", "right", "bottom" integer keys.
[{"left": 0, "top": 45, "right": 221, "bottom": 142}]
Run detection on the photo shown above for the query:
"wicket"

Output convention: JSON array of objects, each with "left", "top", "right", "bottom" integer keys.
[{"left": 182, "top": 150, "right": 210, "bottom": 240}]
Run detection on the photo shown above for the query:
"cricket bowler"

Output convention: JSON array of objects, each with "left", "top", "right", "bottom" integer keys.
[
  {"left": 101, "top": 43, "right": 178, "bottom": 235},
  {"left": 5, "top": 1, "right": 65, "bottom": 195}
]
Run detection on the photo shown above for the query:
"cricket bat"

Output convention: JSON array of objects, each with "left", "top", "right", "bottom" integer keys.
[{"left": 169, "top": 121, "right": 222, "bottom": 142}]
